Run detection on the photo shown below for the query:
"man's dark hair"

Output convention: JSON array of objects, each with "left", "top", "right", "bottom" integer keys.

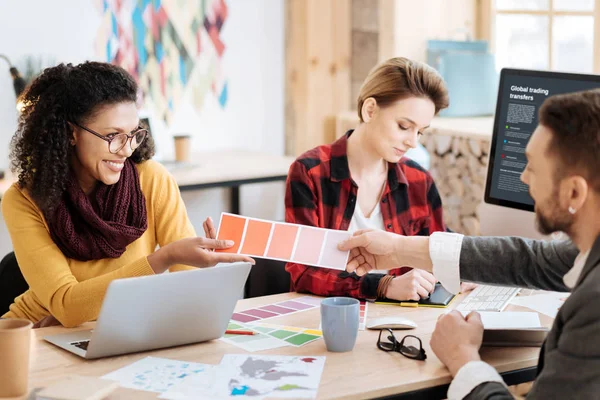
[
  {"left": 10, "top": 61, "right": 155, "bottom": 214},
  {"left": 539, "top": 88, "right": 600, "bottom": 192}
]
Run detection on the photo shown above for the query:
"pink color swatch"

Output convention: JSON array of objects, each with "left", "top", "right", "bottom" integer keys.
[
  {"left": 319, "top": 230, "right": 352, "bottom": 269},
  {"left": 292, "top": 227, "right": 326, "bottom": 265}
]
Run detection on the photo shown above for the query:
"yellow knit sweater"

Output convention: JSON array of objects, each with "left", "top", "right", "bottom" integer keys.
[{"left": 1, "top": 160, "right": 196, "bottom": 327}]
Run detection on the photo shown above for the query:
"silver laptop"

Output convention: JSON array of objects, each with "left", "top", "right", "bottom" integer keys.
[{"left": 44, "top": 262, "right": 251, "bottom": 359}]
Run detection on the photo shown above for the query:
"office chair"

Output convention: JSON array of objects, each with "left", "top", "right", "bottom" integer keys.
[
  {"left": 0, "top": 252, "right": 28, "bottom": 315},
  {"left": 244, "top": 258, "right": 291, "bottom": 298}
]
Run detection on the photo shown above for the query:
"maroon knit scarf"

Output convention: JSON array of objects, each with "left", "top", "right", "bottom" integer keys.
[{"left": 46, "top": 159, "right": 148, "bottom": 261}]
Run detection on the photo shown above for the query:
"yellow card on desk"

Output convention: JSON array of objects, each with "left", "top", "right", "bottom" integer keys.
[{"left": 375, "top": 301, "right": 448, "bottom": 308}]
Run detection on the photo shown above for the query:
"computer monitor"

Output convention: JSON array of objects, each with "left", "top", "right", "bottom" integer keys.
[{"left": 481, "top": 68, "right": 600, "bottom": 238}]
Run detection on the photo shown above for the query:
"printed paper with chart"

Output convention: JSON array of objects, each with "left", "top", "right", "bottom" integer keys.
[
  {"left": 161, "top": 355, "right": 326, "bottom": 399},
  {"left": 101, "top": 357, "right": 213, "bottom": 393}
]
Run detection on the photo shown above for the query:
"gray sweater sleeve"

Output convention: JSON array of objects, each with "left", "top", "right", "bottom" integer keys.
[{"left": 458, "top": 236, "right": 578, "bottom": 291}]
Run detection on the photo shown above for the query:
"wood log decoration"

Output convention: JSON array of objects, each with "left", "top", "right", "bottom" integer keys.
[{"left": 420, "top": 133, "right": 491, "bottom": 235}]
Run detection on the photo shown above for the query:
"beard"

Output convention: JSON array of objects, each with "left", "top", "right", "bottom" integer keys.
[{"left": 534, "top": 199, "right": 574, "bottom": 236}]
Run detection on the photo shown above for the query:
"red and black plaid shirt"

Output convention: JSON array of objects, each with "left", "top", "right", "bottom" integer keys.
[{"left": 285, "top": 131, "right": 447, "bottom": 300}]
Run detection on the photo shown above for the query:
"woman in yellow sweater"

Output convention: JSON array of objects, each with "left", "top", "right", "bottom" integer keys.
[{"left": 1, "top": 62, "right": 253, "bottom": 328}]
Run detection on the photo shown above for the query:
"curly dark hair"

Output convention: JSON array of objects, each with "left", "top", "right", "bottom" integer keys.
[{"left": 10, "top": 61, "right": 155, "bottom": 215}]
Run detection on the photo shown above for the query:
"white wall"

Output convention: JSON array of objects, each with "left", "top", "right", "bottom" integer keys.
[
  {"left": 394, "top": 0, "right": 476, "bottom": 62},
  {"left": 0, "top": 0, "right": 285, "bottom": 252},
  {"left": 0, "top": 0, "right": 100, "bottom": 170}
]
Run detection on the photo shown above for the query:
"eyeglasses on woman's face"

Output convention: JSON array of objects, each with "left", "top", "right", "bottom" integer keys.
[{"left": 72, "top": 122, "right": 148, "bottom": 154}]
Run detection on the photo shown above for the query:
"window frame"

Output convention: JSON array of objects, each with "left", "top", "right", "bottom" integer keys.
[{"left": 476, "top": 0, "right": 600, "bottom": 73}]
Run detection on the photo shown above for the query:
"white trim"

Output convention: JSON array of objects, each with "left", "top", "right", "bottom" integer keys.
[
  {"left": 289, "top": 226, "right": 302, "bottom": 260},
  {"left": 263, "top": 223, "right": 276, "bottom": 257},
  {"left": 237, "top": 218, "right": 249, "bottom": 254},
  {"left": 316, "top": 230, "right": 329, "bottom": 266}
]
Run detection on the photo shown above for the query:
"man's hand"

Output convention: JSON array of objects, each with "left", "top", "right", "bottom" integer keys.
[
  {"left": 339, "top": 230, "right": 433, "bottom": 275},
  {"left": 338, "top": 230, "right": 404, "bottom": 275},
  {"left": 460, "top": 282, "right": 478, "bottom": 293},
  {"left": 431, "top": 311, "right": 484, "bottom": 376}
]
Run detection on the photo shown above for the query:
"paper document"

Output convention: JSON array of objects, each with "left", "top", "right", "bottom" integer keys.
[
  {"left": 216, "top": 213, "right": 351, "bottom": 270},
  {"left": 510, "top": 291, "right": 570, "bottom": 318},
  {"left": 101, "top": 357, "right": 212, "bottom": 393},
  {"left": 161, "top": 355, "right": 326, "bottom": 399},
  {"left": 460, "top": 311, "right": 542, "bottom": 329}
]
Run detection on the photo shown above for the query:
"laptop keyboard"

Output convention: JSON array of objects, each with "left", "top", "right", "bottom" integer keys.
[{"left": 70, "top": 340, "right": 90, "bottom": 351}]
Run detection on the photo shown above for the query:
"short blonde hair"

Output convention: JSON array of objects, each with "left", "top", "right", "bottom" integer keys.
[{"left": 357, "top": 57, "right": 449, "bottom": 122}]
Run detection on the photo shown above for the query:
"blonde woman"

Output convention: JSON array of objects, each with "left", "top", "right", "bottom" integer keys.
[{"left": 285, "top": 57, "right": 455, "bottom": 301}]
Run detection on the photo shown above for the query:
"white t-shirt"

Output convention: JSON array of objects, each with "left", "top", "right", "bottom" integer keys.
[{"left": 348, "top": 203, "right": 385, "bottom": 274}]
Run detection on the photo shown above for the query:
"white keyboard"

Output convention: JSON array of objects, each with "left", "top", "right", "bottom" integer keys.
[{"left": 454, "top": 285, "right": 520, "bottom": 312}]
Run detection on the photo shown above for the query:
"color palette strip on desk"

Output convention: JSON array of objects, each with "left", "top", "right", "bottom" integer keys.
[
  {"left": 231, "top": 296, "right": 321, "bottom": 324},
  {"left": 216, "top": 213, "right": 351, "bottom": 270},
  {"left": 221, "top": 321, "right": 323, "bottom": 352},
  {"left": 248, "top": 322, "right": 323, "bottom": 347},
  {"left": 220, "top": 322, "right": 289, "bottom": 352},
  {"left": 359, "top": 301, "right": 368, "bottom": 331}
]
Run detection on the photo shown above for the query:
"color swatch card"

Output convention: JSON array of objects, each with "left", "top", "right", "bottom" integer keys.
[
  {"left": 359, "top": 301, "right": 368, "bottom": 331},
  {"left": 220, "top": 322, "right": 289, "bottom": 352},
  {"left": 221, "top": 321, "right": 323, "bottom": 353},
  {"left": 231, "top": 296, "right": 321, "bottom": 324},
  {"left": 248, "top": 322, "right": 323, "bottom": 347},
  {"left": 216, "top": 213, "right": 351, "bottom": 270}
]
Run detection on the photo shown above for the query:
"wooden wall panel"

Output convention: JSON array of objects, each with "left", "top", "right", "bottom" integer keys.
[{"left": 285, "top": 0, "right": 351, "bottom": 157}]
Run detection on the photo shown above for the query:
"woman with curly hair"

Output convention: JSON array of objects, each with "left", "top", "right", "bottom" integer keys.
[{"left": 1, "top": 62, "right": 253, "bottom": 328}]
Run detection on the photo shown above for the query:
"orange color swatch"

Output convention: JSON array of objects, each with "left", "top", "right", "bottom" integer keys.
[
  {"left": 266, "top": 224, "right": 299, "bottom": 260},
  {"left": 216, "top": 214, "right": 246, "bottom": 253},
  {"left": 241, "top": 220, "right": 273, "bottom": 256}
]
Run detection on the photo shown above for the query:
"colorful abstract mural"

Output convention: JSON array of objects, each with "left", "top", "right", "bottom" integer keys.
[{"left": 94, "top": 0, "right": 228, "bottom": 123}]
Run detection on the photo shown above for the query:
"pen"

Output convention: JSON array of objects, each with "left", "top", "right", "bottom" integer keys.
[{"left": 225, "top": 329, "right": 255, "bottom": 335}]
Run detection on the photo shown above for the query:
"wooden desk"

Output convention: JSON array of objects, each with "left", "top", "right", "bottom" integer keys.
[
  {"left": 23, "top": 292, "right": 551, "bottom": 400},
  {"left": 0, "top": 150, "right": 296, "bottom": 214}
]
